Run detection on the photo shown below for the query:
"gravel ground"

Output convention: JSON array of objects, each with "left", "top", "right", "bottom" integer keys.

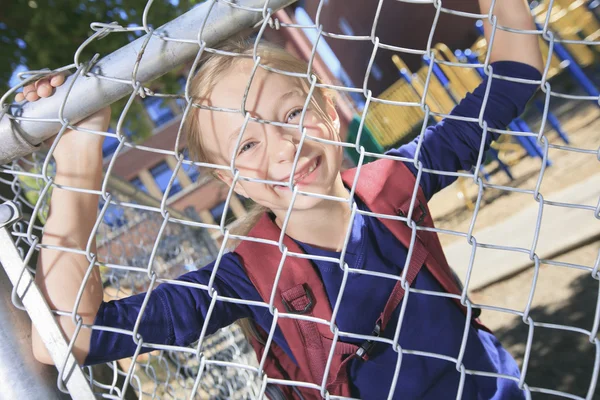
[
  {"left": 471, "top": 240, "right": 599, "bottom": 399},
  {"left": 430, "top": 99, "right": 600, "bottom": 248}
]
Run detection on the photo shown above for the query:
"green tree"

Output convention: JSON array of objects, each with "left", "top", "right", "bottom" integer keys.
[{"left": 0, "top": 0, "right": 201, "bottom": 142}]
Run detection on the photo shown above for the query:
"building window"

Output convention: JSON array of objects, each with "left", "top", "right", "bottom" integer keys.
[
  {"left": 102, "top": 137, "right": 119, "bottom": 158},
  {"left": 210, "top": 198, "right": 239, "bottom": 225},
  {"left": 295, "top": 7, "right": 343, "bottom": 79},
  {"left": 150, "top": 161, "right": 182, "bottom": 196},
  {"left": 181, "top": 149, "right": 201, "bottom": 183},
  {"left": 130, "top": 177, "right": 147, "bottom": 193},
  {"left": 295, "top": 7, "right": 363, "bottom": 107},
  {"left": 181, "top": 162, "right": 200, "bottom": 183},
  {"left": 102, "top": 125, "right": 135, "bottom": 158},
  {"left": 143, "top": 96, "right": 175, "bottom": 128},
  {"left": 176, "top": 76, "right": 188, "bottom": 112},
  {"left": 100, "top": 199, "right": 127, "bottom": 228},
  {"left": 210, "top": 201, "right": 226, "bottom": 221}
]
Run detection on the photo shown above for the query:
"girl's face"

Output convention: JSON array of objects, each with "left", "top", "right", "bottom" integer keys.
[{"left": 197, "top": 59, "right": 343, "bottom": 213}]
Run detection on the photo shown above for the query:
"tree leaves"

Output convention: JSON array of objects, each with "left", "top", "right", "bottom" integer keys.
[{"left": 1, "top": 0, "right": 202, "bottom": 142}]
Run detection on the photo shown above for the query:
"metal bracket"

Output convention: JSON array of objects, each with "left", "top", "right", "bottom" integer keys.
[{"left": 0, "top": 201, "right": 21, "bottom": 229}]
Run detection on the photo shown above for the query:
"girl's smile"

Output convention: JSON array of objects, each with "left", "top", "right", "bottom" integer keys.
[
  {"left": 195, "top": 58, "right": 348, "bottom": 215},
  {"left": 274, "top": 155, "right": 322, "bottom": 190}
]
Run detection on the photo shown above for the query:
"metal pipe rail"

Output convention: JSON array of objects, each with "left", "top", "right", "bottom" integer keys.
[{"left": 0, "top": 0, "right": 296, "bottom": 165}]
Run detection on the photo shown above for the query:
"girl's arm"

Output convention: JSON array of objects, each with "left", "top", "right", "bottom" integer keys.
[
  {"left": 25, "top": 77, "right": 256, "bottom": 366},
  {"left": 479, "top": 0, "right": 544, "bottom": 72},
  {"left": 388, "top": 0, "right": 543, "bottom": 200},
  {"left": 21, "top": 75, "right": 109, "bottom": 365},
  {"left": 84, "top": 256, "right": 258, "bottom": 365}
]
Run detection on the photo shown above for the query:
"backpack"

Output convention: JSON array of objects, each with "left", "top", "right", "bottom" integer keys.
[{"left": 236, "top": 158, "right": 487, "bottom": 399}]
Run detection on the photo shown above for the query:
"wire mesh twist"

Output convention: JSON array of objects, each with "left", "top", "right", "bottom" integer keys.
[{"left": 1, "top": 0, "right": 599, "bottom": 399}]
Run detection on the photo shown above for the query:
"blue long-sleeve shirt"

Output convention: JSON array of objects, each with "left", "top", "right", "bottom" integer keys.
[{"left": 86, "top": 61, "right": 541, "bottom": 399}]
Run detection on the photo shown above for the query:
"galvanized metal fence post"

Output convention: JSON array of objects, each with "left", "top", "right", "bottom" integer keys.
[
  {"left": 0, "top": 259, "right": 72, "bottom": 400},
  {"left": 0, "top": 202, "right": 96, "bottom": 399}
]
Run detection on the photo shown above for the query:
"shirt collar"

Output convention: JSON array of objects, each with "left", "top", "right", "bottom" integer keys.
[{"left": 296, "top": 197, "right": 368, "bottom": 271}]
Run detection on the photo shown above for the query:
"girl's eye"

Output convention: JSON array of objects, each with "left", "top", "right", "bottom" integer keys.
[
  {"left": 286, "top": 108, "right": 303, "bottom": 122},
  {"left": 239, "top": 141, "right": 257, "bottom": 155}
]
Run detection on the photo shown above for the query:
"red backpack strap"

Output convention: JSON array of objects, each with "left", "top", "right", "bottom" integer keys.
[
  {"left": 247, "top": 321, "right": 322, "bottom": 400},
  {"left": 280, "top": 284, "right": 329, "bottom": 384},
  {"left": 352, "top": 233, "right": 429, "bottom": 361},
  {"left": 236, "top": 215, "right": 355, "bottom": 396},
  {"left": 341, "top": 159, "right": 490, "bottom": 333},
  {"left": 378, "top": 236, "right": 429, "bottom": 330}
]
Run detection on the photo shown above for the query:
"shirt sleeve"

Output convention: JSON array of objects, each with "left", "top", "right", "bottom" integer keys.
[
  {"left": 84, "top": 253, "right": 260, "bottom": 366},
  {"left": 386, "top": 61, "right": 542, "bottom": 200}
]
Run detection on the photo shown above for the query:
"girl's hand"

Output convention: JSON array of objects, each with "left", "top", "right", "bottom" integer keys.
[{"left": 15, "top": 74, "right": 111, "bottom": 165}]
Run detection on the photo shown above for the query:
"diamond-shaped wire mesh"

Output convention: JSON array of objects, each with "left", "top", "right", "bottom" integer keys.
[{"left": 1, "top": 0, "right": 599, "bottom": 399}]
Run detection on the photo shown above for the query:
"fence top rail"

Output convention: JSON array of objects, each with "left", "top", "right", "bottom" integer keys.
[{"left": 0, "top": 0, "right": 297, "bottom": 166}]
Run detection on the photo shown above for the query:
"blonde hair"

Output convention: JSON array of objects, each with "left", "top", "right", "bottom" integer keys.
[
  {"left": 182, "top": 37, "right": 335, "bottom": 238},
  {"left": 184, "top": 37, "right": 332, "bottom": 162}
]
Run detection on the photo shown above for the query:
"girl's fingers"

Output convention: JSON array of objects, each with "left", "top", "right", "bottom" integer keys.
[
  {"left": 37, "top": 81, "right": 53, "bottom": 98},
  {"left": 16, "top": 82, "right": 40, "bottom": 102},
  {"left": 34, "top": 74, "right": 65, "bottom": 98},
  {"left": 25, "top": 90, "right": 40, "bottom": 102},
  {"left": 50, "top": 74, "right": 65, "bottom": 87},
  {"left": 22, "top": 83, "right": 36, "bottom": 97},
  {"left": 15, "top": 73, "right": 66, "bottom": 102}
]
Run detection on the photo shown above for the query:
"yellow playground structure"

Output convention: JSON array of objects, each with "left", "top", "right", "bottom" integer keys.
[{"left": 345, "top": 0, "right": 600, "bottom": 209}]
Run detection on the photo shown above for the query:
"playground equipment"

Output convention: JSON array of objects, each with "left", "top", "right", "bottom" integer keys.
[{"left": 345, "top": 0, "right": 600, "bottom": 209}]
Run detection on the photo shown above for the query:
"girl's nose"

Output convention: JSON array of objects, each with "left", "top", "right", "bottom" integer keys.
[{"left": 275, "top": 136, "right": 298, "bottom": 163}]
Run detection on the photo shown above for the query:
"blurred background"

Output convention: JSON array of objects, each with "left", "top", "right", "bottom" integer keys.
[{"left": 1, "top": 0, "right": 599, "bottom": 398}]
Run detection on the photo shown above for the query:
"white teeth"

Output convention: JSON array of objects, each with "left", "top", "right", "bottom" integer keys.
[{"left": 289, "top": 158, "right": 318, "bottom": 186}]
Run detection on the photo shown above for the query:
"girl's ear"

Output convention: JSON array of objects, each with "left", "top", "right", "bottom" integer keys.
[{"left": 215, "top": 170, "right": 249, "bottom": 198}]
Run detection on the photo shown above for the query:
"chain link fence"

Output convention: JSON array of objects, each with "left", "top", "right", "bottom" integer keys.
[
  {"left": 2, "top": 151, "right": 262, "bottom": 399},
  {"left": 95, "top": 188, "right": 260, "bottom": 399},
  {"left": 1, "top": 0, "right": 599, "bottom": 399}
]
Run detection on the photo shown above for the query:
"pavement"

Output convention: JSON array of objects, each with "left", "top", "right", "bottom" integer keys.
[{"left": 443, "top": 173, "right": 600, "bottom": 291}]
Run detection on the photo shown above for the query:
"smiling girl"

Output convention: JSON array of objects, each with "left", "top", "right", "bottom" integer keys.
[{"left": 24, "top": 0, "right": 543, "bottom": 398}]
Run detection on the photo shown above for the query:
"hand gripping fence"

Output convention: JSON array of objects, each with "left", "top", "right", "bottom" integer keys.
[{"left": 1, "top": 0, "right": 600, "bottom": 399}]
